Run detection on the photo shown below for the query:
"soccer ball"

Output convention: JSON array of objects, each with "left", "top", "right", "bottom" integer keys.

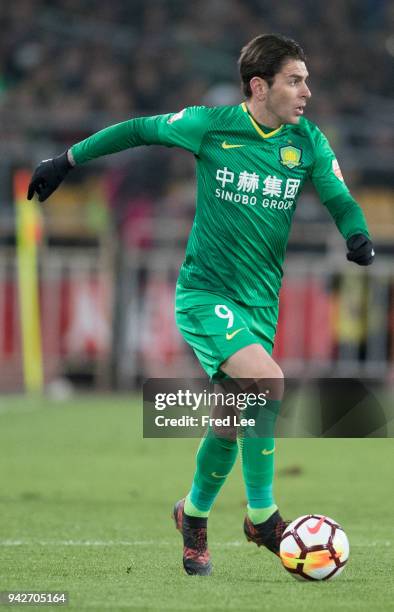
[{"left": 279, "top": 515, "right": 349, "bottom": 581}]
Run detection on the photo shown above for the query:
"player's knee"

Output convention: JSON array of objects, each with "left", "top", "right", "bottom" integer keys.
[
  {"left": 211, "top": 424, "right": 237, "bottom": 442},
  {"left": 251, "top": 360, "right": 284, "bottom": 400},
  {"left": 249, "top": 358, "right": 283, "bottom": 380},
  {"left": 267, "top": 361, "right": 284, "bottom": 379}
]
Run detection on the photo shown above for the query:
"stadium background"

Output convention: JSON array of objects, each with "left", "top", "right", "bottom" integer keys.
[
  {"left": 0, "top": 0, "right": 393, "bottom": 391},
  {"left": 1, "top": 2, "right": 394, "bottom": 610}
]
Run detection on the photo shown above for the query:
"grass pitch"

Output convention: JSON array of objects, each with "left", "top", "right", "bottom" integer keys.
[{"left": 0, "top": 394, "right": 393, "bottom": 611}]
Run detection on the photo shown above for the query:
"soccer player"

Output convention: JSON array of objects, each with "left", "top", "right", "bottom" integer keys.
[{"left": 28, "top": 34, "right": 374, "bottom": 576}]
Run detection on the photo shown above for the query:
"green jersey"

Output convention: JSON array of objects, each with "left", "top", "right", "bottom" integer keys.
[{"left": 71, "top": 103, "right": 369, "bottom": 306}]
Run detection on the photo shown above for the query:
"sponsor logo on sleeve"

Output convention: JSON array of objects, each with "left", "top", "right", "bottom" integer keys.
[
  {"left": 332, "top": 159, "right": 344, "bottom": 181},
  {"left": 167, "top": 108, "right": 186, "bottom": 124}
]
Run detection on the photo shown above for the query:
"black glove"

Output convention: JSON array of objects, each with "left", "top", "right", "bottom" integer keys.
[
  {"left": 27, "top": 151, "right": 72, "bottom": 202},
  {"left": 346, "top": 234, "right": 375, "bottom": 266}
]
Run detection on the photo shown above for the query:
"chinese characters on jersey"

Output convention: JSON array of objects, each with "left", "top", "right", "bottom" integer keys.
[{"left": 215, "top": 166, "right": 301, "bottom": 209}]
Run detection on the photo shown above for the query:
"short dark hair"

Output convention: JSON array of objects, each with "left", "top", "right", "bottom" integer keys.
[{"left": 238, "top": 34, "right": 306, "bottom": 97}]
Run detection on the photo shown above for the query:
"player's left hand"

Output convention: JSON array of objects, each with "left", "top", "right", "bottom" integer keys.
[
  {"left": 27, "top": 151, "right": 72, "bottom": 202},
  {"left": 346, "top": 234, "right": 375, "bottom": 266}
]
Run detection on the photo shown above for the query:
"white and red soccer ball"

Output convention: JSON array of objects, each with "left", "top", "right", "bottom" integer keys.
[{"left": 279, "top": 515, "right": 349, "bottom": 581}]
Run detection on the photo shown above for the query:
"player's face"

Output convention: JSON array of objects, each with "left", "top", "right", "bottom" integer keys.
[{"left": 265, "top": 59, "right": 311, "bottom": 125}]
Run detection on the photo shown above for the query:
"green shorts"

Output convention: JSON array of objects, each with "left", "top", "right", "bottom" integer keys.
[{"left": 175, "top": 285, "right": 279, "bottom": 379}]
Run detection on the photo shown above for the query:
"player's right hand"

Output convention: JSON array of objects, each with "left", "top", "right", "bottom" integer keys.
[{"left": 27, "top": 151, "right": 72, "bottom": 202}]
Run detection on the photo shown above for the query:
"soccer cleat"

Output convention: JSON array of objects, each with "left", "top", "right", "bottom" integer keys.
[
  {"left": 244, "top": 510, "right": 290, "bottom": 556},
  {"left": 173, "top": 499, "right": 212, "bottom": 576}
]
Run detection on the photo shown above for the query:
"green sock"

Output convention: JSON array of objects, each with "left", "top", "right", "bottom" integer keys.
[
  {"left": 239, "top": 398, "right": 281, "bottom": 523},
  {"left": 184, "top": 494, "right": 210, "bottom": 518},
  {"left": 247, "top": 503, "right": 278, "bottom": 525},
  {"left": 184, "top": 429, "right": 238, "bottom": 518}
]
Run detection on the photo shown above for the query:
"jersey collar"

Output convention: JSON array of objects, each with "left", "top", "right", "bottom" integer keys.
[{"left": 241, "top": 102, "right": 283, "bottom": 139}]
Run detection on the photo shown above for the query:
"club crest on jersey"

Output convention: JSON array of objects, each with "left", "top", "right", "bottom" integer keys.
[{"left": 279, "top": 145, "right": 302, "bottom": 169}]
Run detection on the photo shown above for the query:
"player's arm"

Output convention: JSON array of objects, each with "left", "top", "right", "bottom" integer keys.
[
  {"left": 309, "top": 128, "right": 374, "bottom": 266},
  {"left": 27, "top": 106, "right": 211, "bottom": 202}
]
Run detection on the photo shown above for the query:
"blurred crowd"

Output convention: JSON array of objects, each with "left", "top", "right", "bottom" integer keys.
[
  {"left": 0, "top": 0, "right": 393, "bottom": 239},
  {"left": 1, "top": 0, "right": 393, "bottom": 125}
]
